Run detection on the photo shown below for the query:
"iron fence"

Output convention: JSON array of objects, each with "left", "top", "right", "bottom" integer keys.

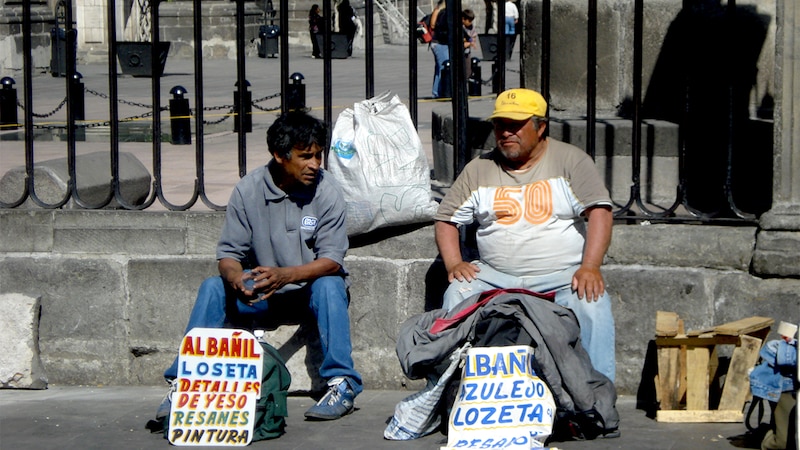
[{"left": 0, "top": 0, "right": 772, "bottom": 222}]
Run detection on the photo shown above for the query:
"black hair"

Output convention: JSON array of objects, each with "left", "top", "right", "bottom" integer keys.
[
  {"left": 462, "top": 9, "right": 475, "bottom": 21},
  {"left": 266, "top": 111, "right": 328, "bottom": 159}
]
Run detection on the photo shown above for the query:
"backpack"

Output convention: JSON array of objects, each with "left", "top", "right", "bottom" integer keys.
[
  {"left": 253, "top": 340, "right": 292, "bottom": 440},
  {"left": 416, "top": 14, "right": 433, "bottom": 44}
]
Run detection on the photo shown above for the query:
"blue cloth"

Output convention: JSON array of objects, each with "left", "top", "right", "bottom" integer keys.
[
  {"left": 442, "top": 262, "right": 616, "bottom": 382},
  {"left": 749, "top": 339, "right": 797, "bottom": 402},
  {"left": 431, "top": 42, "right": 450, "bottom": 98},
  {"left": 164, "top": 275, "right": 363, "bottom": 395}
]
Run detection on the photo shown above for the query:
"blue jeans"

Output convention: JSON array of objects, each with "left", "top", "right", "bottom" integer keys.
[
  {"left": 442, "top": 262, "right": 616, "bottom": 382},
  {"left": 431, "top": 42, "right": 450, "bottom": 98},
  {"left": 164, "top": 275, "right": 363, "bottom": 395},
  {"left": 505, "top": 17, "right": 515, "bottom": 34}
]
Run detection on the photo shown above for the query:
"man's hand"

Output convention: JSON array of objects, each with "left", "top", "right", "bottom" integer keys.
[
  {"left": 571, "top": 264, "right": 605, "bottom": 302},
  {"left": 446, "top": 261, "right": 481, "bottom": 283},
  {"left": 246, "top": 266, "right": 292, "bottom": 301}
]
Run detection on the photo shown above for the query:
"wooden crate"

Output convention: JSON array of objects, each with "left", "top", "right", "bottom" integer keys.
[{"left": 654, "top": 312, "right": 773, "bottom": 423}]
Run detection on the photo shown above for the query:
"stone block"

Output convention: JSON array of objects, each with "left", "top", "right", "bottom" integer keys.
[
  {"left": 0, "top": 151, "right": 151, "bottom": 209},
  {"left": 126, "top": 258, "right": 219, "bottom": 385},
  {"left": 0, "top": 210, "right": 53, "bottom": 252},
  {"left": 712, "top": 273, "right": 800, "bottom": 331},
  {"left": 0, "top": 293, "right": 48, "bottom": 389},
  {"left": 346, "top": 257, "right": 424, "bottom": 389},
  {"left": 185, "top": 212, "right": 225, "bottom": 255},
  {"left": 605, "top": 266, "right": 717, "bottom": 394},
  {"left": 753, "top": 230, "right": 800, "bottom": 276},
  {"left": 0, "top": 256, "right": 130, "bottom": 385},
  {"left": 540, "top": 0, "right": 621, "bottom": 112},
  {"left": 54, "top": 227, "right": 186, "bottom": 254},
  {"left": 128, "top": 258, "right": 218, "bottom": 341},
  {"left": 261, "top": 324, "right": 325, "bottom": 393},
  {"left": 607, "top": 224, "right": 756, "bottom": 271},
  {"left": 521, "top": 0, "right": 682, "bottom": 113},
  {"left": 349, "top": 223, "right": 438, "bottom": 260}
]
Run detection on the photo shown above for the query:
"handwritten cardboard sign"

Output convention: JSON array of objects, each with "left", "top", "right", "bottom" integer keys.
[
  {"left": 443, "top": 345, "right": 556, "bottom": 450},
  {"left": 169, "top": 328, "right": 263, "bottom": 446}
]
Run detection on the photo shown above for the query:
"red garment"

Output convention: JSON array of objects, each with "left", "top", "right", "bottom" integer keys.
[{"left": 429, "top": 288, "right": 554, "bottom": 334}]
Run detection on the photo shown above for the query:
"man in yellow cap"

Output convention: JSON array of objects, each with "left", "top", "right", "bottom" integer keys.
[{"left": 434, "top": 88, "right": 616, "bottom": 381}]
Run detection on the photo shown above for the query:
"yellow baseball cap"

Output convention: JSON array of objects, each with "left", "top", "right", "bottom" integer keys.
[{"left": 487, "top": 89, "right": 548, "bottom": 121}]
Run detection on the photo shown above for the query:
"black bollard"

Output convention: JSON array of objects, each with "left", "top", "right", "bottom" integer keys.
[
  {"left": 169, "top": 85, "right": 191, "bottom": 145},
  {"left": 468, "top": 57, "right": 482, "bottom": 97},
  {"left": 287, "top": 73, "right": 305, "bottom": 111},
  {"left": 70, "top": 72, "right": 85, "bottom": 121},
  {"left": 233, "top": 80, "right": 252, "bottom": 133},
  {"left": 440, "top": 60, "right": 452, "bottom": 99},
  {"left": 492, "top": 62, "right": 500, "bottom": 94},
  {"left": 0, "top": 77, "right": 18, "bottom": 131}
]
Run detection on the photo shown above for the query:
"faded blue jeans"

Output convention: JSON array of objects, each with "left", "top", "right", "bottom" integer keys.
[
  {"left": 442, "top": 262, "right": 616, "bottom": 382},
  {"left": 431, "top": 42, "right": 450, "bottom": 98},
  {"left": 164, "top": 275, "right": 363, "bottom": 395}
]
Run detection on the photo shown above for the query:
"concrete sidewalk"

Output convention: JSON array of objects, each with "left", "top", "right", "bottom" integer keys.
[{"left": 0, "top": 386, "right": 752, "bottom": 450}]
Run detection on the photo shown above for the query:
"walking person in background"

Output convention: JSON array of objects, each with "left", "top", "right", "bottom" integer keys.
[
  {"left": 504, "top": 0, "right": 518, "bottom": 34},
  {"left": 430, "top": 0, "right": 449, "bottom": 98},
  {"left": 337, "top": 0, "right": 358, "bottom": 56},
  {"left": 308, "top": 4, "right": 324, "bottom": 59}
]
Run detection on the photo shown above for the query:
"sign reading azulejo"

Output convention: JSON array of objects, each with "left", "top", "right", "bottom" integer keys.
[
  {"left": 443, "top": 345, "right": 556, "bottom": 450},
  {"left": 169, "top": 328, "right": 263, "bottom": 446}
]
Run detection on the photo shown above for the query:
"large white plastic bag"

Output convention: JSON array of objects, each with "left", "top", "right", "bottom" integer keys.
[{"left": 328, "top": 91, "right": 439, "bottom": 236}]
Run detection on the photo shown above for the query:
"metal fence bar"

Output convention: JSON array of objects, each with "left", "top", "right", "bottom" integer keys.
[
  {"left": 409, "top": 0, "right": 419, "bottom": 126},
  {"left": 586, "top": 0, "right": 597, "bottom": 160}
]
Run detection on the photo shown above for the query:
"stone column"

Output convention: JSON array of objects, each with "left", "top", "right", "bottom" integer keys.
[
  {"left": 754, "top": 0, "right": 800, "bottom": 276},
  {"left": 0, "top": 0, "right": 53, "bottom": 73}
]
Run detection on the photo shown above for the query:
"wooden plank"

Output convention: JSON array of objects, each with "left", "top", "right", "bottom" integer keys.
[
  {"left": 686, "top": 346, "right": 711, "bottom": 410},
  {"left": 718, "top": 335, "right": 762, "bottom": 410},
  {"left": 656, "top": 335, "right": 740, "bottom": 347},
  {"left": 714, "top": 316, "right": 774, "bottom": 336},
  {"left": 656, "top": 410, "right": 744, "bottom": 423},
  {"left": 687, "top": 327, "right": 716, "bottom": 337},
  {"left": 656, "top": 311, "right": 681, "bottom": 337},
  {"left": 657, "top": 345, "right": 680, "bottom": 410}
]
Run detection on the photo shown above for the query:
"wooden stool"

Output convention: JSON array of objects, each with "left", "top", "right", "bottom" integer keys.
[{"left": 654, "top": 311, "right": 773, "bottom": 423}]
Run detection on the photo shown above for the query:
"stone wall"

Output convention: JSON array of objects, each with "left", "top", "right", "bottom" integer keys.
[{"left": 1, "top": 210, "right": 798, "bottom": 396}]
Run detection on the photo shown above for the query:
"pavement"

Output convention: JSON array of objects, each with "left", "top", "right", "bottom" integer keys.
[{"left": 0, "top": 386, "right": 756, "bottom": 450}]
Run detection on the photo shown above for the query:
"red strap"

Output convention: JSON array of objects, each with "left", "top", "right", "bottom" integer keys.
[{"left": 429, "top": 288, "right": 555, "bottom": 334}]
